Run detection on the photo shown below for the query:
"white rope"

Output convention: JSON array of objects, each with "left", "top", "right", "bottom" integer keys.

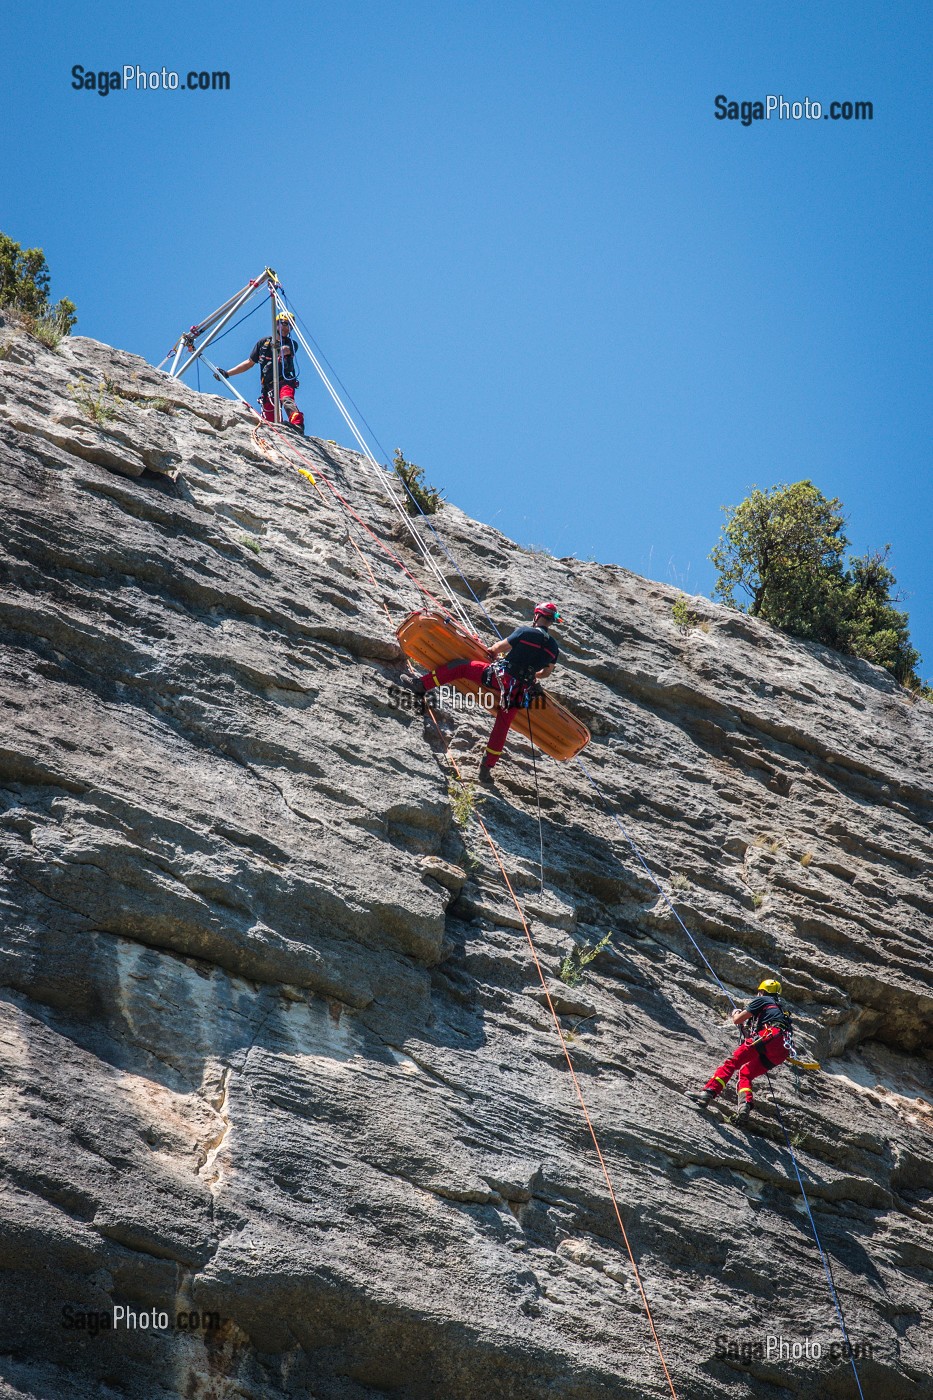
[
  {"left": 201, "top": 355, "right": 261, "bottom": 417},
  {"left": 285, "top": 319, "right": 475, "bottom": 634},
  {"left": 202, "top": 352, "right": 429, "bottom": 618},
  {"left": 200, "top": 295, "right": 474, "bottom": 634}
]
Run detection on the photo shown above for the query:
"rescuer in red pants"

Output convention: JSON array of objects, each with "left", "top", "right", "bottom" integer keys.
[
  {"left": 399, "top": 603, "right": 561, "bottom": 783},
  {"left": 692, "top": 980, "right": 793, "bottom": 1125},
  {"left": 421, "top": 657, "right": 523, "bottom": 772},
  {"left": 260, "top": 381, "right": 301, "bottom": 426},
  {"left": 221, "top": 311, "right": 305, "bottom": 434}
]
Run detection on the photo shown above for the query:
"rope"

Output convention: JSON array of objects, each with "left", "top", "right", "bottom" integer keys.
[
  {"left": 201, "top": 280, "right": 493, "bottom": 639},
  {"left": 272, "top": 288, "right": 499, "bottom": 633},
  {"left": 526, "top": 705, "right": 546, "bottom": 894},
  {"left": 413, "top": 692, "right": 678, "bottom": 1395},
  {"left": 766, "top": 1082, "right": 868, "bottom": 1399},
  {"left": 243, "top": 415, "right": 680, "bottom": 1397},
  {"left": 170, "top": 278, "right": 269, "bottom": 381},
  {"left": 205, "top": 290, "right": 272, "bottom": 347},
  {"left": 196, "top": 336, "right": 467, "bottom": 632},
  {"left": 468, "top": 799, "right": 679, "bottom": 1399},
  {"left": 574, "top": 757, "right": 737, "bottom": 1006},
  {"left": 262, "top": 431, "right": 391, "bottom": 606},
  {"left": 288, "top": 319, "right": 473, "bottom": 629},
  {"left": 252, "top": 425, "right": 455, "bottom": 617},
  {"left": 391, "top": 472, "right": 503, "bottom": 640},
  {"left": 574, "top": 755, "right": 867, "bottom": 1396},
  {"left": 242, "top": 375, "right": 871, "bottom": 1400},
  {"left": 273, "top": 286, "right": 485, "bottom": 638},
  {"left": 199, "top": 292, "right": 860, "bottom": 1395}
]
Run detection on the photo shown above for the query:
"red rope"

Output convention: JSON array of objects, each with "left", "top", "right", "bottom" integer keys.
[{"left": 255, "top": 425, "right": 454, "bottom": 616}]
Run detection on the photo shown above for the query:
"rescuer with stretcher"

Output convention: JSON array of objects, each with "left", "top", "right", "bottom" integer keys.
[{"left": 398, "top": 602, "right": 561, "bottom": 782}]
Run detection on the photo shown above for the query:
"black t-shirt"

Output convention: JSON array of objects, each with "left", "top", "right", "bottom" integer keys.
[
  {"left": 502, "top": 626, "right": 560, "bottom": 683},
  {"left": 249, "top": 335, "right": 298, "bottom": 390},
  {"left": 745, "top": 994, "right": 788, "bottom": 1033}
]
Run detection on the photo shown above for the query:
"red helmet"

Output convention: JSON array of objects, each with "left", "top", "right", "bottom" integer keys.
[{"left": 533, "top": 601, "right": 561, "bottom": 622}]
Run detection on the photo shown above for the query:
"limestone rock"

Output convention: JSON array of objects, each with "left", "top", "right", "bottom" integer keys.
[{"left": 0, "top": 315, "right": 931, "bottom": 1398}]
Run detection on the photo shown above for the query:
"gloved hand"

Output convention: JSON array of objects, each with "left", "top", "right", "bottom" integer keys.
[{"left": 214, "top": 368, "right": 229, "bottom": 380}]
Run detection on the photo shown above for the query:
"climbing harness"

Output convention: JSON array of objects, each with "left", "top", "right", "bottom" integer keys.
[
  {"left": 481, "top": 660, "right": 533, "bottom": 708},
  {"left": 743, "top": 1025, "right": 792, "bottom": 1074},
  {"left": 252, "top": 330, "right": 300, "bottom": 393}
]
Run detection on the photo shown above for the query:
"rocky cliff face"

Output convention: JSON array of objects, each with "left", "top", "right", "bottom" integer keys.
[{"left": 0, "top": 315, "right": 931, "bottom": 1400}]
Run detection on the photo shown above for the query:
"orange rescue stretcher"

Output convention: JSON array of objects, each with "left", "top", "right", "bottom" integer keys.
[{"left": 396, "top": 610, "right": 591, "bottom": 762}]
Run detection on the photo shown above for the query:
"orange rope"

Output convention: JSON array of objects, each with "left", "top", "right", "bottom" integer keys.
[
  {"left": 251, "top": 423, "right": 680, "bottom": 1398},
  {"left": 254, "top": 424, "right": 453, "bottom": 615},
  {"left": 427, "top": 719, "right": 679, "bottom": 1399},
  {"left": 472, "top": 820, "right": 678, "bottom": 1398}
]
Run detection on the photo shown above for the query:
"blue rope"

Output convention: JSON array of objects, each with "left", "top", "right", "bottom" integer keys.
[
  {"left": 575, "top": 754, "right": 866, "bottom": 1396},
  {"left": 766, "top": 1082, "right": 868, "bottom": 1399},
  {"left": 207, "top": 290, "right": 271, "bottom": 346},
  {"left": 189, "top": 293, "right": 272, "bottom": 395},
  {"left": 274, "top": 286, "right": 503, "bottom": 641}
]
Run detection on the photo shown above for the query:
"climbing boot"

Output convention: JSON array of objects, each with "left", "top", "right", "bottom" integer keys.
[
  {"left": 477, "top": 763, "right": 497, "bottom": 786},
  {"left": 397, "top": 673, "right": 427, "bottom": 697},
  {"left": 690, "top": 1089, "right": 716, "bottom": 1109},
  {"left": 734, "top": 1098, "right": 752, "bottom": 1127}
]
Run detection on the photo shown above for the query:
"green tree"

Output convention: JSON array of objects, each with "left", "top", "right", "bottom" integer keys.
[
  {"left": 832, "top": 549, "right": 919, "bottom": 686},
  {"left": 0, "top": 232, "right": 77, "bottom": 332},
  {"left": 711, "top": 481, "right": 927, "bottom": 691},
  {"left": 710, "top": 481, "right": 848, "bottom": 639}
]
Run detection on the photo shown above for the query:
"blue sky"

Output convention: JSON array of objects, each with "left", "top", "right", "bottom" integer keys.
[{"left": 4, "top": 2, "right": 931, "bottom": 674}]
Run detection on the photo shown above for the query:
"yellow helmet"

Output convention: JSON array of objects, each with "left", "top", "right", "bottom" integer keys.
[
  {"left": 275, "top": 310, "right": 293, "bottom": 326},
  {"left": 758, "top": 978, "right": 782, "bottom": 995}
]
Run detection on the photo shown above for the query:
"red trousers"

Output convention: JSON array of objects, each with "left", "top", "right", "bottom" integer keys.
[
  {"left": 423, "top": 660, "right": 518, "bottom": 769},
  {"left": 261, "top": 382, "right": 304, "bottom": 429},
  {"left": 705, "top": 1026, "right": 789, "bottom": 1104}
]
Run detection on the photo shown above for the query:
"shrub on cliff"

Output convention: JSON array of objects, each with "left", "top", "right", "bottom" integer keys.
[
  {"left": 0, "top": 232, "right": 77, "bottom": 345},
  {"left": 710, "top": 481, "right": 928, "bottom": 693},
  {"left": 393, "top": 448, "right": 444, "bottom": 516}
]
